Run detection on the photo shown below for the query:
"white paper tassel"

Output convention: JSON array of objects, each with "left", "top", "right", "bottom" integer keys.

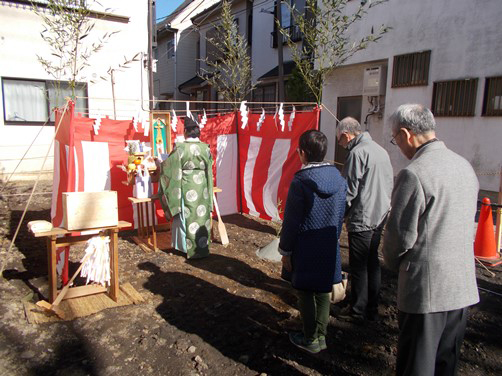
[
  {"left": 278, "top": 103, "right": 285, "bottom": 131},
  {"left": 288, "top": 105, "right": 296, "bottom": 131},
  {"left": 80, "top": 236, "right": 111, "bottom": 287},
  {"left": 256, "top": 108, "right": 266, "bottom": 131},
  {"left": 171, "top": 109, "right": 178, "bottom": 132},
  {"left": 56, "top": 249, "right": 66, "bottom": 276},
  {"left": 240, "top": 100, "right": 248, "bottom": 129}
]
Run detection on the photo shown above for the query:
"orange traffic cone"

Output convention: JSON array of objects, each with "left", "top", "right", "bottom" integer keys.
[{"left": 474, "top": 198, "right": 502, "bottom": 266}]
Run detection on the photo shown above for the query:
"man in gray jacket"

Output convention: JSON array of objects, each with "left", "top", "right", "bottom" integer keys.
[
  {"left": 383, "top": 104, "right": 479, "bottom": 375},
  {"left": 337, "top": 117, "right": 393, "bottom": 321}
]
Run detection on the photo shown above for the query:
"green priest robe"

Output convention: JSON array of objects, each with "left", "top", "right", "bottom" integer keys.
[{"left": 159, "top": 139, "right": 214, "bottom": 259}]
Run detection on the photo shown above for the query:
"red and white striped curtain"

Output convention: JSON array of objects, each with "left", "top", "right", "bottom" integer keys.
[{"left": 52, "top": 103, "right": 320, "bottom": 227}]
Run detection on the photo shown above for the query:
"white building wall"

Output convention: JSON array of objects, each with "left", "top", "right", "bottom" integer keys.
[
  {"left": 198, "top": 0, "right": 249, "bottom": 70},
  {"left": 0, "top": 1, "right": 149, "bottom": 180},
  {"left": 176, "top": 28, "right": 200, "bottom": 94},
  {"left": 156, "top": 35, "right": 175, "bottom": 98},
  {"left": 321, "top": 0, "right": 502, "bottom": 191}
]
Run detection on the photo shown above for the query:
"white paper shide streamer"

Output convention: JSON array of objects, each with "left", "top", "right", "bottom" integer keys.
[
  {"left": 133, "top": 111, "right": 140, "bottom": 132},
  {"left": 171, "top": 109, "right": 178, "bottom": 132},
  {"left": 93, "top": 117, "right": 101, "bottom": 135},
  {"left": 240, "top": 101, "right": 249, "bottom": 129},
  {"left": 278, "top": 103, "right": 285, "bottom": 131},
  {"left": 288, "top": 105, "right": 296, "bottom": 131},
  {"left": 200, "top": 109, "right": 207, "bottom": 128},
  {"left": 256, "top": 108, "right": 266, "bottom": 131},
  {"left": 80, "top": 236, "right": 111, "bottom": 287},
  {"left": 186, "top": 101, "right": 193, "bottom": 121}
]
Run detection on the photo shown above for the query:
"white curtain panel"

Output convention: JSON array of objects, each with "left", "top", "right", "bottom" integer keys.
[{"left": 3, "top": 79, "right": 48, "bottom": 122}]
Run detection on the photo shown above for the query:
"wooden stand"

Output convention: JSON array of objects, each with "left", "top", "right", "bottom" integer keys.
[
  {"left": 32, "top": 221, "right": 131, "bottom": 304},
  {"left": 128, "top": 197, "right": 168, "bottom": 252}
]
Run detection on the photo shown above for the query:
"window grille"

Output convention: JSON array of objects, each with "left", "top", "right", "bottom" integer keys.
[
  {"left": 392, "top": 50, "right": 431, "bottom": 87},
  {"left": 431, "top": 78, "right": 478, "bottom": 117},
  {"left": 482, "top": 76, "right": 502, "bottom": 116}
]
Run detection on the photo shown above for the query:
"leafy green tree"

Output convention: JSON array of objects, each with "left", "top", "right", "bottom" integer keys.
[{"left": 281, "top": 0, "right": 390, "bottom": 104}]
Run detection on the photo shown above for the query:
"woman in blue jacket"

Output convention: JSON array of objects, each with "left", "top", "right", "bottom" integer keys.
[{"left": 280, "top": 129, "right": 347, "bottom": 354}]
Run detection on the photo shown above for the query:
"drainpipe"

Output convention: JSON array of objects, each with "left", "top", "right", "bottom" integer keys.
[{"left": 173, "top": 30, "right": 178, "bottom": 108}]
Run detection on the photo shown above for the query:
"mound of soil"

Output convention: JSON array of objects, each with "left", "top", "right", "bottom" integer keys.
[{"left": 1, "top": 181, "right": 501, "bottom": 375}]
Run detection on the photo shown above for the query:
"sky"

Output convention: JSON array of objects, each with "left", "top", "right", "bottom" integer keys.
[{"left": 156, "top": 0, "right": 186, "bottom": 21}]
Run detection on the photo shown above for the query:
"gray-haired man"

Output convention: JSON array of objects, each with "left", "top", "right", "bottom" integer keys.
[
  {"left": 336, "top": 117, "right": 393, "bottom": 321},
  {"left": 383, "top": 104, "right": 479, "bottom": 375}
]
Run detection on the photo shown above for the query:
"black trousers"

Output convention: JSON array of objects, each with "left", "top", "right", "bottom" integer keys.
[
  {"left": 397, "top": 308, "right": 468, "bottom": 376},
  {"left": 348, "top": 229, "right": 382, "bottom": 317}
]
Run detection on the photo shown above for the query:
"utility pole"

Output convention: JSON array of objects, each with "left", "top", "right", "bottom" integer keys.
[
  {"left": 147, "top": 0, "right": 156, "bottom": 111},
  {"left": 276, "top": 0, "right": 285, "bottom": 102}
]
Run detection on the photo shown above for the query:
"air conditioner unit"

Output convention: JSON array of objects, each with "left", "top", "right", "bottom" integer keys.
[{"left": 363, "top": 66, "right": 386, "bottom": 96}]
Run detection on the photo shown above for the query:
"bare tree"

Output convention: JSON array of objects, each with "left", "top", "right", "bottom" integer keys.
[
  {"left": 32, "top": 0, "right": 118, "bottom": 97},
  {"left": 281, "top": 0, "right": 391, "bottom": 104},
  {"left": 198, "top": 0, "right": 254, "bottom": 108}
]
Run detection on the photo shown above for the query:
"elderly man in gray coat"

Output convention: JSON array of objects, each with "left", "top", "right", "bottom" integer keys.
[
  {"left": 337, "top": 117, "right": 393, "bottom": 321},
  {"left": 383, "top": 104, "right": 479, "bottom": 376}
]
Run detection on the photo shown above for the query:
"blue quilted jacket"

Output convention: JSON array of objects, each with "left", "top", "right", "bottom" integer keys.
[{"left": 279, "top": 164, "right": 347, "bottom": 292}]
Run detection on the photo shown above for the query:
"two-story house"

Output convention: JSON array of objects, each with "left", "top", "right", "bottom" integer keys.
[
  {"left": 156, "top": 0, "right": 311, "bottom": 112},
  {"left": 0, "top": 0, "right": 149, "bottom": 180},
  {"left": 189, "top": 0, "right": 252, "bottom": 109},
  {"left": 320, "top": 0, "right": 502, "bottom": 191},
  {"left": 154, "top": 0, "right": 220, "bottom": 111}
]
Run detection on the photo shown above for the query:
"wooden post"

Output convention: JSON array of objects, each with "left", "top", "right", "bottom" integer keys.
[
  {"left": 150, "top": 200, "right": 158, "bottom": 251},
  {"left": 138, "top": 202, "right": 144, "bottom": 238},
  {"left": 109, "top": 228, "right": 119, "bottom": 302},
  {"left": 496, "top": 166, "right": 502, "bottom": 253},
  {"left": 47, "top": 236, "right": 58, "bottom": 303}
]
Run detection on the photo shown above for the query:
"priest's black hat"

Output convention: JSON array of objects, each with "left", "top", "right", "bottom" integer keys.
[{"left": 184, "top": 116, "right": 199, "bottom": 130}]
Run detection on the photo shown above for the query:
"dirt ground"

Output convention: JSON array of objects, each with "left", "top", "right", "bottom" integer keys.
[{"left": 1, "top": 181, "right": 501, "bottom": 376}]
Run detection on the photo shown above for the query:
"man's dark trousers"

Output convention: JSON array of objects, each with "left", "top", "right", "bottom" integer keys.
[
  {"left": 348, "top": 228, "right": 382, "bottom": 318},
  {"left": 396, "top": 308, "right": 468, "bottom": 376}
]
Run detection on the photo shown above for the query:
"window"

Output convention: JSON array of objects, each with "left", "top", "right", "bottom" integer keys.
[
  {"left": 482, "top": 76, "right": 502, "bottom": 116},
  {"left": 431, "top": 78, "right": 478, "bottom": 117},
  {"left": 2, "top": 78, "right": 87, "bottom": 125},
  {"left": 167, "top": 38, "right": 175, "bottom": 59},
  {"left": 271, "top": 0, "right": 305, "bottom": 48},
  {"left": 252, "top": 84, "right": 276, "bottom": 108},
  {"left": 392, "top": 50, "right": 431, "bottom": 87}
]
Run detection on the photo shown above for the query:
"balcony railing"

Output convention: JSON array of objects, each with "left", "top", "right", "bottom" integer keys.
[{"left": 271, "top": 25, "right": 303, "bottom": 48}]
